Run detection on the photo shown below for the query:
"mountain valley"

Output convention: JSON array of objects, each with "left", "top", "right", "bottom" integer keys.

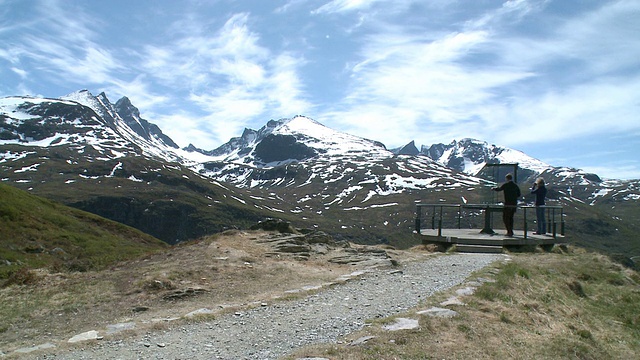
[{"left": 1, "top": 91, "right": 639, "bottom": 257}]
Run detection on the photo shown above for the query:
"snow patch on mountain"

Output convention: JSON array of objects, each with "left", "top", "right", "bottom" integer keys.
[{"left": 422, "top": 138, "right": 551, "bottom": 176}]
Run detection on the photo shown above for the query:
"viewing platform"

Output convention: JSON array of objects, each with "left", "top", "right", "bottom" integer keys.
[{"left": 415, "top": 203, "right": 567, "bottom": 253}]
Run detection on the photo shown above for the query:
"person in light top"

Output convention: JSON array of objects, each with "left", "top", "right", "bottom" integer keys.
[{"left": 531, "top": 177, "right": 548, "bottom": 235}]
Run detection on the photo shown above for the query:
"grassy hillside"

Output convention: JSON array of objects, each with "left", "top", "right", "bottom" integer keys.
[
  {"left": 291, "top": 247, "right": 640, "bottom": 359},
  {"left": 1, "top": 146, "right": 272, "bottom": 244},
  {"left": 0, "top": 183, "right": 167, "bottom": 280}
]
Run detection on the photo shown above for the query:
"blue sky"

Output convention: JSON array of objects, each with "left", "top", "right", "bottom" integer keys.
[{"left": 1, "top": 0, "right": 639, "bottom": 180}]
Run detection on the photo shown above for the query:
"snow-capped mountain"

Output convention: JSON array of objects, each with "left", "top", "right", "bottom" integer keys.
[
  {"left": 1, "top": 91, "right": 638, "bottom": 251},
  {"left": 188, "top": 115, "right": 488, "bottom": 196},
  {"left": 189, "top": 115, "right": 390, "bottom": 166},
  {"left": 421, "top": 138, "right": 552, "bottom": 177},
  {"left": 416, "top": 138, "right": 618, "bottom": 204},
  {"left": 0, "top": 92, "right": 271, "bottom": 243},
  {"left": 0, "top": 91, "right": 182, "bottom": 163},
  {"left": 61, "top": 90, "right": 182, "bottom": 160}
]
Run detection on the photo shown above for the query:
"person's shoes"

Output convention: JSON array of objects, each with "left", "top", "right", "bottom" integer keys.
[
  {"left": 506, "top": 232, "right": 514, "bottom": 237},
  {"left": 533, "top": 232, "right": 545, "bottom": 235}
]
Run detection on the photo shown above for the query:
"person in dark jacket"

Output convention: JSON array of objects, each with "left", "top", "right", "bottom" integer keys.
[
  {"left": 531, "top": 177, "right": 548, "bottom": 234},
  {"left": 492, "top": 173, "right": 521, "bottom": 236}
]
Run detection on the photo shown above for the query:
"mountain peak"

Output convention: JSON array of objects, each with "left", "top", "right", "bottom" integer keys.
[
  {"left": 62, "top": 89, "right": 95, "bottom": 104},
  {"left": 115, "top": 96, "right": 139, "bottom": 117},
  {"left": 116, "top": 96, "right": 133, "bottom": 106},
  {"left": 393, "top": 140, "right": 420, "bottom": 156},
  {"left": 420, "top": 138, "right": 551, "bottom": 179}
]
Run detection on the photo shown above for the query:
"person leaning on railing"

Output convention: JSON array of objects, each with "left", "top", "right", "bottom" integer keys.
[
  {"left": 531, "top": 177, "right": 548, "bottom": 235},
  {"left": 492, "top": 173, "right": 521, "bottom": 237}
]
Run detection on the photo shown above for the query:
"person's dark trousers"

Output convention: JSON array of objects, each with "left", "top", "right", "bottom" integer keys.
[
  {"left": 503, "top": 206, "right": 516, "bottom": 235},
  {"left": 536, "top": 206, "right": 546, "bottom": 234}
]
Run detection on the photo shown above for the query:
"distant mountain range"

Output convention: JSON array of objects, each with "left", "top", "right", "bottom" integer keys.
[{"left": 1, "top": 91, "right": 638, "bottom": 256}]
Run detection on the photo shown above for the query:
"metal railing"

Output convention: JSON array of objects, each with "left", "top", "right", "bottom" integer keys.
[{"left": 415, "top": 203, "right": 565, "bottom": 239}]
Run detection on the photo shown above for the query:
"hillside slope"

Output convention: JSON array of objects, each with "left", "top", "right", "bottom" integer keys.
[{"left": 0, "top": 183, "right": 167, "bottom": 279}]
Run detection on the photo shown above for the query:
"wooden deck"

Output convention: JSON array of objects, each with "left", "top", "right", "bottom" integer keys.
[{"left": 417, "top": 228, "right": 567, "bottom": 253}]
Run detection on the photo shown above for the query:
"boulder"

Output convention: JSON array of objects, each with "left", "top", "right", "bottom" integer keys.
[{"left": 68, "top": 330, "right": 99, "bottom": 343}]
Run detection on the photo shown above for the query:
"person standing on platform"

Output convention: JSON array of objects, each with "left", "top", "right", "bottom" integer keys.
[
  {"left": 531, "top": 177, "right": 548, "bottom": 235},
  {"left": 492, "top": 173, "right": 521, "bottom": 236}
]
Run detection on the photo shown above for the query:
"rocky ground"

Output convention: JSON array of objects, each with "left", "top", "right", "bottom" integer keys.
[{"left": 3, "top": 226, "right": 506, "bottom": 359}]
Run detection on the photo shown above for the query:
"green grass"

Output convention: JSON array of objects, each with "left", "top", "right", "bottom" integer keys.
[
  {"left": 0, "top": 183, "right": 166, "bottom": 280},
  {"left": 288, "top": 246, "right": 640, "bottom": 359}
]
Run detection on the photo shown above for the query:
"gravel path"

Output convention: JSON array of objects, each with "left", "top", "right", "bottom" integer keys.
[{"left": 34, "top": 253, "right": 504, "bottom": 360}]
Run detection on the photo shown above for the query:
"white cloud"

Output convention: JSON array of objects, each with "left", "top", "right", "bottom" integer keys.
[
  {"left": 132, "top": 12, "right": 312, "bottom": 147},
  {"left": 313, "top": 0, "right": 640, "bottom": 159},
  {"left": 320, "top": 27, "right": 532, "bottom": 146},
  {"left": 104, "top": 76, "right": 170, "bottom": 110},
  {"left": 151, "top": 112, "right": 220, "bottom": 150},
  {"left": 314, "top": 0, "right": 379, "bottom": 14},
  {"left": 10, "top": 67, "right": 27, "bottom": 78}
]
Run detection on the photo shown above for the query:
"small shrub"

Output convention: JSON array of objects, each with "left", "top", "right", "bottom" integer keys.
[
  {"left": 143, "top": 279, "right": 175, "bottom": 291},
  {"left": 500, "top": 312, "right": 512, "bottom": 324},
  {"left": 65, "top": 259, "right": 92, "bottom": 272},
  {"left": 2, "top": 267, "right": 38, "bottom": 287},
  {"left": 567, "top": 281, "right": 587, "bottom": 298},
  {"left": 577, "top": 329, "right": 593, "bottom": 340}
]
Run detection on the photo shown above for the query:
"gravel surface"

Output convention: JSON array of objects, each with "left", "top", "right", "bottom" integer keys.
[{"left": 32, "top": 253, "right": 504, "bottom": 360}]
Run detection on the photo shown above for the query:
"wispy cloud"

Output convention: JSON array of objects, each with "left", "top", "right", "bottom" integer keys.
[
  {"left": 314, "top": 0, "right": 377, "bottom": 14},
  {"left": 1, "top": 0, "right": 638, "bottom": 178},
  {"left": 320, "top": 25, "right": 533, "bottom": 146},
  {"left": 1, "top": 0, "right": 122, "bottom": 89},
  {"left": 134, "top": 12, "right": 312, "bottom": 147},
  {"left": 316, "top": 0, "right": 640, "bottom": 154}
]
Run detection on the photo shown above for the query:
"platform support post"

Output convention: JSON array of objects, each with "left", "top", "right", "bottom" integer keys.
[{"left": 523, "top": 207, "right": 528, "bottom": 240}]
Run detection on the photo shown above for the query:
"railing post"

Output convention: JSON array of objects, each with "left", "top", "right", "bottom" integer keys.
[
  {"left": 431, "top": 205, "right": 436, "bottom": 230},
  {"left": 438, "top": 206, "right": 443, "bottom": 237},
  {"left": 523, "top": 207, "right": 528, "bottom": 240},
  {"left": 457, "top": 205, "right": 462, "bottom": 229}
]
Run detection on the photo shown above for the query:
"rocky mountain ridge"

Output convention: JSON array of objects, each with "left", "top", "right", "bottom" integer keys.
[{"left": 1, "top": 91, "right": 639, "bottom": 255}]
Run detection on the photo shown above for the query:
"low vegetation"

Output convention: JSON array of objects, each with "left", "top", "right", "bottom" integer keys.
[
  {"left": 289, "top": 246, "right": 640, "bottom": 359},
  {"left": 0, "top": 230, "right": 359, "bottom": 352},
  {"left": 0, "top": 183, "right": 166, "bottom": 279}
]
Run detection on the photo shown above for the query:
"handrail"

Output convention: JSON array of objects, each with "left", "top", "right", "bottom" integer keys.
[
  {"left": 414, "top": 204, "right": 462, "bottom": 237},
  {"left": 415, "top": 203, "right": 565, "bottom": 239}
]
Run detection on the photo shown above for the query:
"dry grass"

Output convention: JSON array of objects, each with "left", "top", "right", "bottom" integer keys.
[
  {"left": 5, "top": 237, "right": 638, "bottom": 360},
  {"left": 288, "top": 246, "right": 640, "bottom": 360},
  {"left": 0, "top": 230, "right": 365, "bottom": 352}
]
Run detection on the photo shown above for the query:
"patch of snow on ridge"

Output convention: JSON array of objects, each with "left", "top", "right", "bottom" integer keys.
[
  {"left": 14, "top": 164, "right": 40, "bottom": 173},
  {"left": 343, "top": 203, "right": 398, "bottom": 211},
  {"left": 464, "top": 158, "right": 485, "bottom": 176},
  {"left": 274, "top": 116, "right": 390, "bottom": 156},
  {"left": 108, "top": 162, "right": 123, "bottom": 177},
  {"left": 494, "top": 147, "right": 550, "bottom": 174},
  {"left": 0, "top": 150, "right": 36, "bottom": 162},
  {"left": 384, "top": 174, "right": 439, "bottom": 191}
]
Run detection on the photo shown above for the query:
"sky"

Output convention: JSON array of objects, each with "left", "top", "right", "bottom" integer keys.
[{"left": 1, "top": 0, "right": 639, "bottom": 180}]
